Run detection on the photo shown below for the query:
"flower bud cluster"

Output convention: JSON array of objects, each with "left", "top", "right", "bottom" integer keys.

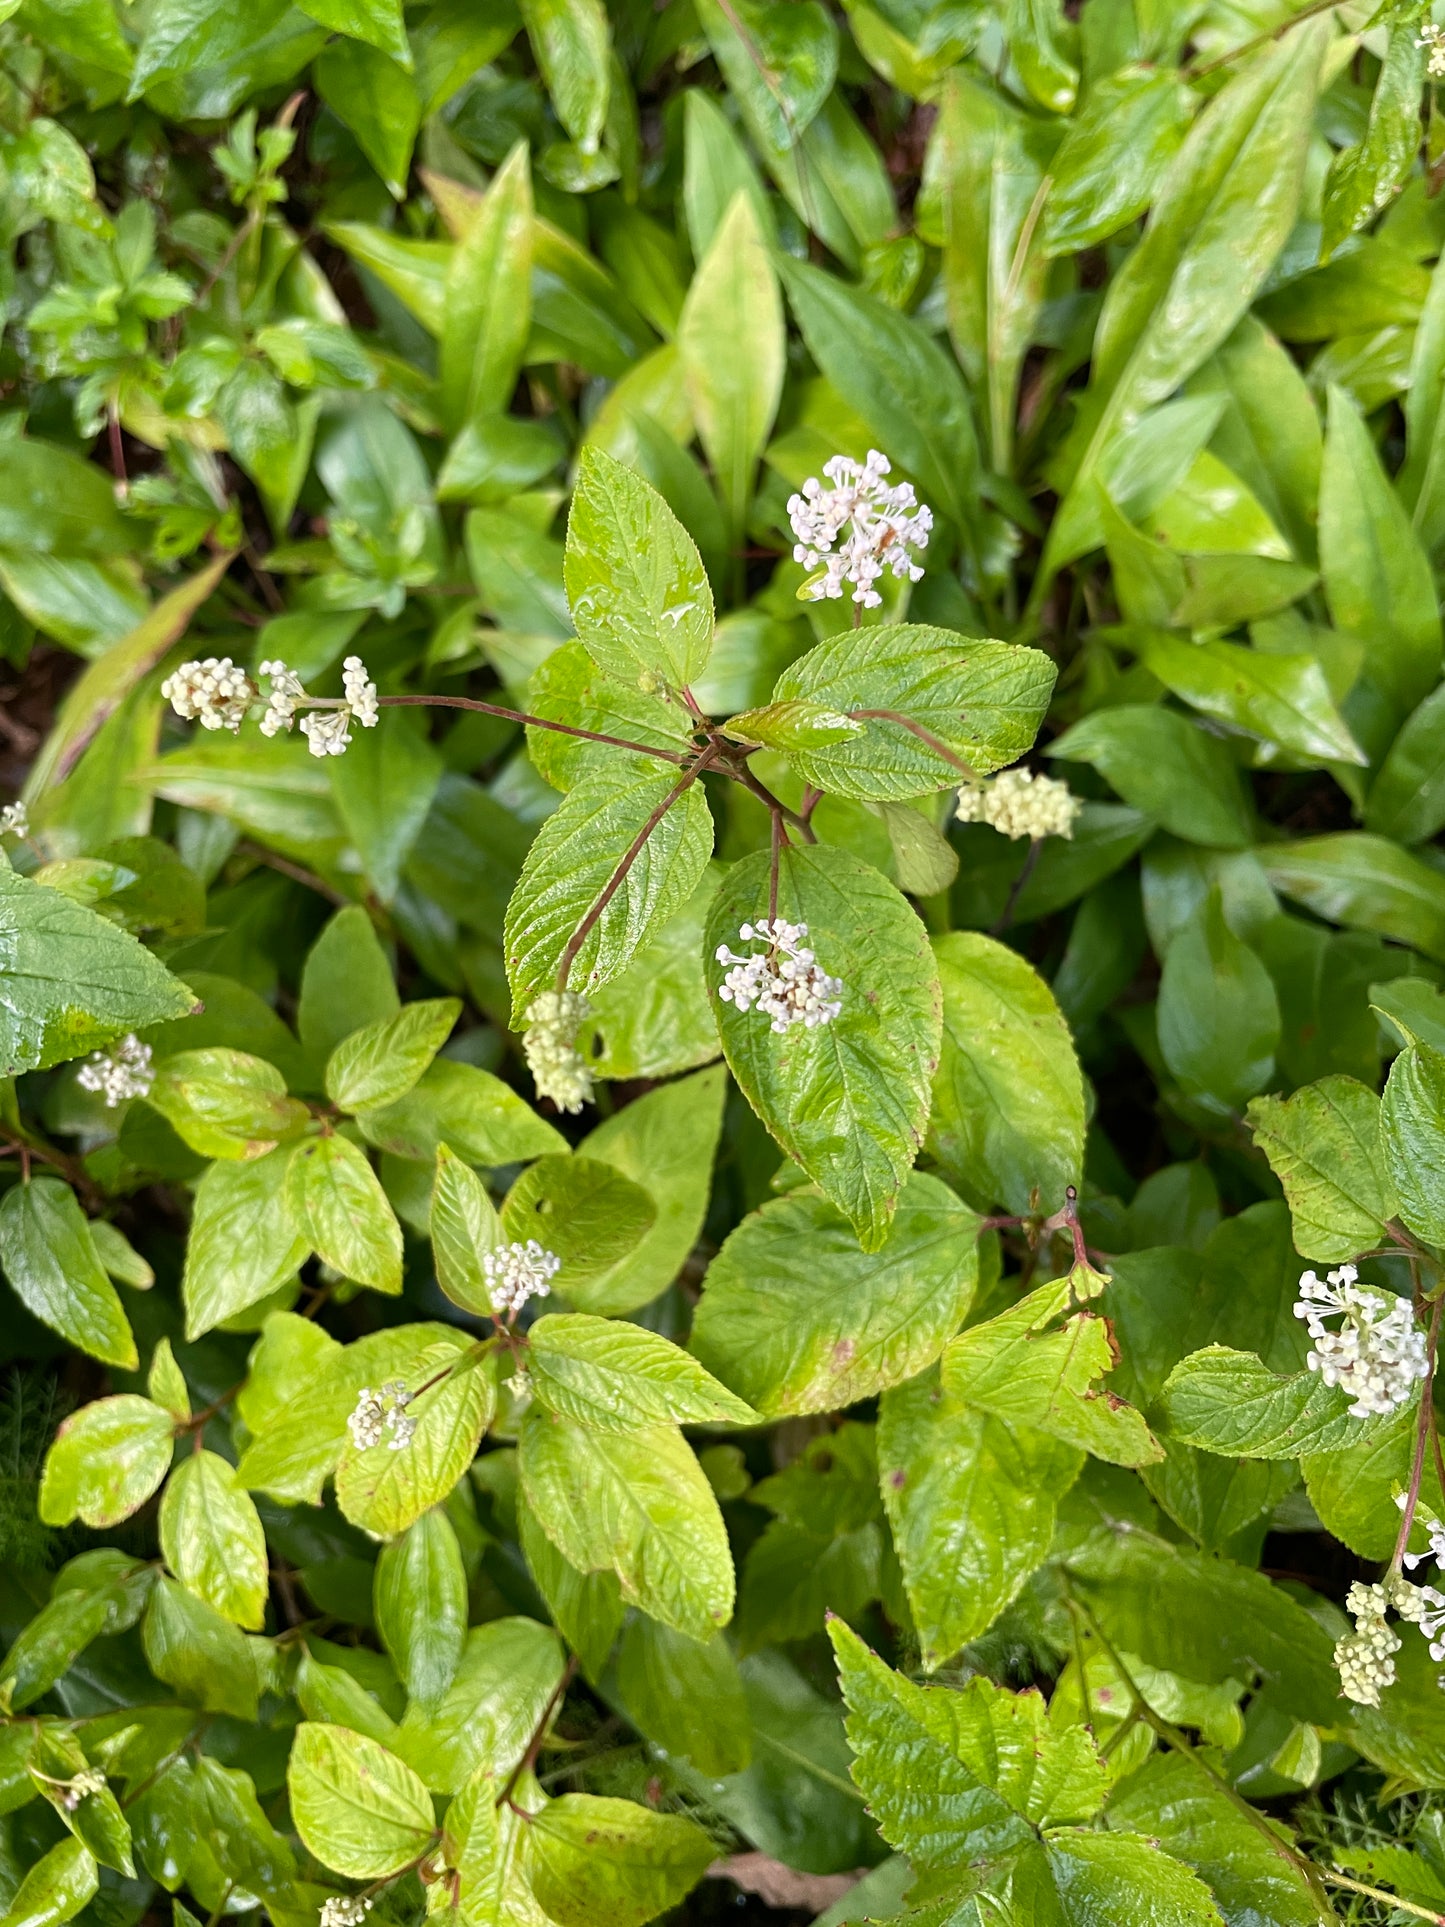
[
  {"left": 0, "top": 801, "right": 28, "bottom": 838},
  {"left": 788, "top": 451, "right": 932, "bottom": 608},
  {"left": 484, "top": 1240, "right": 561, "bottom": 1319},
  {"left": 59, "top": 1768, "right": 106, "bottom": 1810},
  {"left": 1335, "top": 1572, "right": 1445, "bottom": 1705},
  {"left": 955, "top": 768, "right": 1082, "bottom": 841},
  {"left": 522, "top": 990, "right": 594, "bottom": 1114},
  {"left": 77, "top": 1033, "right": 154, "bottom": 1107},
  {"left": 320, "top": 1898, "right": 372, "bottom": 1927},
  {"left": 347, "top": 1379, "right": 415, "bottom": 1452},
  {"left": 715, "top": 919, "right": 843, "bottom": 1034},
  {"left": 160, "top": 657, "right": 255, "bottom": 732},
  {"left": 1419, "top": 21, "right": 1445, "bottom": 78},
  {"left": 1294, "top": 1264, "right": 1429, "bottom": 1417}
]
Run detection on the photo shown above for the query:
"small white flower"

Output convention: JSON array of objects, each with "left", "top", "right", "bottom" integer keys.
[
  {"left": 484, "top": 1240, "right": 561, "bottom": 1319},
  {"left": 0, "top": 801, "right": 28, "bottom": 839},
  {"left": 714, "top": 919, "right": 843, "bottom": 1035},
  {"left": 787, "top": 450, "right": 932, "bottom": 608},
  {"left": 320, "top": 1898, "right": 372, "bottom": 1927},
  {"left": 1294, "top": 1264, "right": 1430, "bottom": 1418},
  {"left": 161, "top": 657, "right": 255, "bottom": 732},
  {"left": 1335, "top": 1580, "right": 1403, "bottom": 1707},
  {"left": 76, "top": 1034, "right": 154, "bottom": 1107},
  {"left": 1419, "top": 20, "right": 1445, "bottom": 78},
  {"left": 300, "top": 708, "right": 356, "bottom": 758},
  {"left": 342, "top": 655, "right": 379, "bottom": 728},
  {"left": 241, "top": 655, "right": 380, "bottom": 757},
  {"left": 257, "top": 660, "right": 307, "bottom": 737},
  {"left": 1403, "top": 1514, "right": 1445, "bottom": 1573},
  {"left": 955, "top": 767, "right": 1082, "bottom": 841},
  {"left": 59, "top": 1767, "right": 106, "bottom": 1811},
  {"left": 347, "top": 1379, "right": 414, "bottom": 1452},
  {"left": 522, "top": 990, "right": 594, "bottom": 1114}
]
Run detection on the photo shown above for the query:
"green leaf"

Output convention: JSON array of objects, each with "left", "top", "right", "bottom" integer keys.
[
  {"left": 518, "top": 0, "right": 609, "bottom": 149},
  {"left": 313, "top": 38, "right": 419, "bottom": 199},
  {"left": 439, "top": 139, "right": 531, "bottom": 433},
  {"left": 0, "top": 1836, "right": 98, "bottom": 1927},
  {"left": 1302, "top": 1401, "right": 1443, "bottom": 1560},
  {"left": 943, "top": 1274, "right": 1161, "bottom": 1468},
  {"left": 537, "top": 1067, "right": 707, "bottom": 1308},
  {"left": 142, "top": 1574, "right": 259, "bottom": 1720},
  {"left": 1051, "top": 706, "right": 1252, "bottom": 848},
  {"left": 706, "top": 844, "right": 941, "bottom": 1250},
  {"left": 358, "top": 1059, "right": 566, "bottom": 1166},
  {"left": 146, "top": 1047, "right": 310, "bottom": 1160},
  {"left": 693, "top": 0, "right": 836, "bottom": 152},
  {"left": 1045, "top": 1829, "right": 1228, "bottom": 1927},
  {"left": 1043, "top": 67, "right": 1195, "bottom": 256},
  {"left": 928, "top": 930, "right": 1085, "bottom": 1216},
  {"left": 39, "top": 1395, "right": 175, "bottom": 1528},
  {"left": 677, "top": 191, "right": 784, "bottom": 535},
  {"left": 335, "top": 1342, "right": 495, "bottom": 1537},
  {"left": 0, "top": 1178, "right": 136, "bottom": 1369},
  {"left": 375, "top": 1508, "right": 467, "bottom": 1705},
  {"left": 1260, "top": 833, "right": 1445, "bottom": 963},
  {"left": 1320, "top": 385, "right": 1443, "bottom": 741},
  {"left": 614, "top": 1617, "right": 751, "bottom": 1776},
  {"left": 879, "top": 1366, "right": 1082, "bottom": 1670},
  {"left": 429, "top": 1143, "right": 504, "bottom": 1316},
  {"left": 777, "top": 256, "right": 979, "bottom": 531},
  {"left": 504, "top": 759, "right": 714, "bottom": 1017},
  {"left": 182, "top": 1147, "right": 309, "bottom": 1339},
  {"left": 287, "top": 1724, "right": 435, "bottom": 1878},
  {"left": 392, "top": 1615, "right": 566, "bottom": 1793},
  {"left": 1160, "top": 1345, "right": 1404, "bottom": 1459},
  {"left": 518, "top": 1407, "right": 734, "bottom": 1641},
  {"left": 1134, "top": 631, "right": 1364, "bottom": 769},
  {"left": 284, "top": 1135, "right": 403, "bottom": 1294},
  {"left": 159, "top": 1450, "right": 268, "bottom": 1630},
  {"left": 1366, "top": 682, "right": 1445, "bottom": 844},
  {"left": 295, "top": 0, "right": 408, "bottom": 64},
  {"left": 1246, "top": 1076, "right": 1396, "bottom": 1263},
  {"left": 530, "top": 1312, "right": 757, "bottom": 1429},
  {"left": 693, "top": 1174, "right": 977, "bottom": 1417},
  {"left": 1380, "top": 1040, "right": 1445, "bottom": 1245},
  {"left": 328, "top": 709, "right": 444, "bottom": 907},
  {"left": 0, "top": 866, "right": 195, "bottom": 1076},
  {"left": 524, "top": 1794, "right": 714, "bottom": 1927},
  {"left": 325, "top": 997, "right": 461, "bottom": 1113},
  {"left": 1321, "top": 29, "right": 1424, "bottom": 261},
  {"left": 501, "top": 1154, "right": 655, "bottom": 1299},
  {"left": 298, "top": 905, "right": 399, "bottom": 1071},
  {"left": 564, "top": 448, "right": 714, "bottom": 691},
  {"left": 774, "top": 626, "right": 1056, "bottom": 800},
  {"left": 1157, "top": 890, "right": 1279, "bottom": 1111},
  {"left": 518, "top": 1490, "right": 625, "bottom": 1682}
]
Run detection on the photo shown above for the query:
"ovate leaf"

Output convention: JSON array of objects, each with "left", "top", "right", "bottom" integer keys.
[
  {"left": 0, "top": 1178, "right": 136, "bottom": 1369},
  {"left": 335, "top": 1341, "right": 495, "bottom": 1537},
  {"left": 159, "top": 1450, "right": 269, "bottom": 1630},
  {"left": 182, "top": 1148, "right": 309, "bottom": 1339},
  {"left": 284, "top": 1135, "right": 404, "bottom": 1294},
  {"left": 287, "top": 1724, "right": 435, "bottom": 1878},
  {"left": 529, "top": 1313, "right": 758, "bottom": 1429},
  {"left": 1247, "top": 1076, "right": 1396, "bottom": 1262},
  {"left": 1380, "top": 1041, "right": 1445, "bottom": 1245},
  {"left": 1160, "top": 1345, "right": 1406, "bottom": 1459},
  {"left": 524, "top": 1795, "right": 714, "bottom": 1927},
  {"left": 39, "top": 1396, "right": 175, "bottom": 1528}
]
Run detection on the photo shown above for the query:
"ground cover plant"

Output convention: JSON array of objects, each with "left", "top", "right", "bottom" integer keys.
[{"left": 7, "top": 0, "right": 1445, "bottom": 1922}]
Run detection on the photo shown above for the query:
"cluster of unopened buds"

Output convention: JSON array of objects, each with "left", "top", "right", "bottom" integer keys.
[
  {"left": 161, "top": 656, "right": 379, "bottom": 758},
  {"left": 955, "top": 767, "right": 1082, "bottom": 841},
  {"left": 347, "top": 1379, "right": 415, "bottom": 1452},
  {"left": 522, "top": 990, "right": 594, "bottom": 1114},
  {"left": 58, "top": 1767, "right": 106, "bottom": 1811},
  {"left": 715, "top": 919, "right": 843, "bottom": 1034},
  {"left": 320, "top": 1897, "right": 372, "bottom": 1927},
  {"left": 1335, "top": 1563, "right": 1445, "bottom": 1707},
  {"left": 1294, "top": 1264, "right": 1430, "bottom": 1418},
  {"left": 788, "top": 450, "right": 932, "bottom": 607},
  {"left": 77, "top": 1033, "right": 154, "bottom": 1107},
  {"left": 0, "top": 800, "right": 28, "bottom": 839},
  {"left": 484, "top": 1240, "right": 561, "bottom": 1319},
  {"left": 1419, "top": 19, "right": 1445, "bottom": 79}
]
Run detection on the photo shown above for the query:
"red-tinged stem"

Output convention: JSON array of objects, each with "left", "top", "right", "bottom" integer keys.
[
  {"left": 498, "top": 1655, "right": 579, "bottom": 1810},
  {"left": 768, "top": 808, "right": 786, "bottom": 927},
  {"left": 1391, "top": 1294, "right": 1443, "bottom": 1573},
  {"left": 555, "top": 747, "right": 722, "bottom": 993},
  {"left": 378, "top": 693, "right": 688, "bottom": 764},
  {"left": 852, "top": 709, "right": 977, "bottom": 778},
  {"left": 730, "top": 761, "right": 817, "bottom": 843}
]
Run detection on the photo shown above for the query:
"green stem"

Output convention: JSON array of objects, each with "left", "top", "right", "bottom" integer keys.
[{"left": 1185, "top": 0, "right": 1338, "bottom": 80}]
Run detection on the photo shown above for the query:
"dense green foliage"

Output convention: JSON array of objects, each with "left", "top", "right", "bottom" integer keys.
[{"left": 5, "top": 0, "right": 1445, "bottom": 1922}]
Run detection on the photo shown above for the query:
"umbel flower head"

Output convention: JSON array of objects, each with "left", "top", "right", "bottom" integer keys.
[
  {"left": 77, "top": 1033, "right": 154, "bottom": 1107},
  {"left": 347, "top": 1379, "right": 414, "bottom": 1451},
  {"left": 1294, "top": 1264, "right": 1429, "bottom": 1418},
  {"left": 522, "top": 990, "right": 594, "bottom": 1114},
  {"left": 788, "top": 450, "right": 932, "bottom": 608},
  {"left": 955, "top": 767, "right": 1082, "bottom": 841},
  {"left": 162, "top": 655, "right": 380, "bottom": 757},
  {"left": 484, "top": 1240, "right": 561, "bottom": 1319},
  {"left": 160, "top": 657, "right": 255, "bottom": 732},
  {"left": 715, "top": 919, "right": 843, "bottom": 1034}
]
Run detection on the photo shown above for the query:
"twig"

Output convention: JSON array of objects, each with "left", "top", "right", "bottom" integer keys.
[
  {"left": 378, "top": 693, "right": 687, "bottom": 764},
  {"left": 852, "top": 710, "right": 977, "bottom": 778},
  {"left": 731, "top": 762, "right": 817, "bottom": 843}
]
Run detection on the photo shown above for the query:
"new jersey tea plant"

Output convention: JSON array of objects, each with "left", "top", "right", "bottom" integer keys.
[{"left": 5, "top": 0, "right": 1445, "bottom": 1923}]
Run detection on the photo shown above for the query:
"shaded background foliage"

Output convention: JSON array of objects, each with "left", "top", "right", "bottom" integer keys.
[{"left": 4, "top": 0, "right": 1445, "bottom": 1921}]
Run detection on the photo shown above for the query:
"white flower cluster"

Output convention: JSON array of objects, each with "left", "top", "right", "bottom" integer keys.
[
  {"left": 1335, "top": 1572, "right": 1445, "bottom": 1706},
  {"left": 955, "top": 768, "right": 1082, "bottom": 841},
  {"left": 59, "top": 1767, "right": 106, "bottom": 1811},
  {"left": 1403, "top": 1511, "right": 1445, "bottom": 1667},
  {"left": 522, "top": 990, "right": 594, "bottom": 1114},
  {"left": 1294, "top": 1264, "right": 1430, "bottom": 1417},
  {"left": 347, "top": 1379, "right": 414, "bottom": 1452},
  {"left": 160, "top": 657, "right": 255, "bottom": 732},
  {"left": 715, "top": 919, "right": 843, "bottom": 1034},
  {"left": 788, "top": 450, "right": 932, "bottom": 608},
  {"left": 77, "top": 1033, "right": 154, "bottom": 1107},
  {"left": 1419, "top": 20, "right": 1445, "bottom": 78},
  {"left": 320, "top": 1898, "right": 372, "bottom": 1927},
  {"left": 257, "top": 656, "right": 379, "bottom": 758},
  {"left": 0, "top": 801, "right": 28, "bottom": 839},
  {"left": 483, "top": 1240, "right": 561, "bottom": 1319}
]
